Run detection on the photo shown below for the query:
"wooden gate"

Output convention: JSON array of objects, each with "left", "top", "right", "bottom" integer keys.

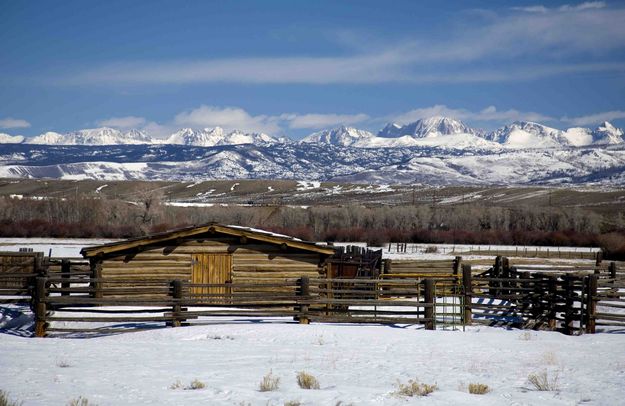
[{"left": 191, "top": 253, "right": 232, "bottom": 303}]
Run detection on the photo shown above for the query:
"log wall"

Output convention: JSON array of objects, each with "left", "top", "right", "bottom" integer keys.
[{"left": 97, "top": 237, "right": 325, "bottom": 297}]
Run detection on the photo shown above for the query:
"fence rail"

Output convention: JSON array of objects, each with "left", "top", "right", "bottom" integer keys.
[{"left": 0, "top": 256, "right": 621, "bottom": 337}]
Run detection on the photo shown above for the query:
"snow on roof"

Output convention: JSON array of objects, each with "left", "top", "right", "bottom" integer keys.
[{"left": 226, "top": 225, "right": 303, "bottom": 241}]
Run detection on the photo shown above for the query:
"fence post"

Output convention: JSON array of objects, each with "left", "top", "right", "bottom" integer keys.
[
  {"left": 585, "top": 275, "right": 597, "bottom": 334},
  {"left": 462, "top": 264, "right": 472, "bottom": 325},
  {"left": 595, "top": 251, "right": 603, "bottom": 267},
  {"left": 61, "top": 259, "right": 70, "bottom": 297},
  {"left": 547, "top": 276, "right": 558, "bottom": 330},
  {"left": 424, "top": 279, "right": 435, "bottom": 330},
  {"left": 298, "top": 276, "right": 310, "bottom": 324},
  {"left": 563, "top": 275, "right": 574, "bottom": 335},
  {"left": 609, "top": 262, "right": 617, "bottom": 279},
  {"left": 170, "top": 280, "right": 183, "bottom": 327},
  {"left": 34, "top": 276, "right": 48, "bottom": 337}
]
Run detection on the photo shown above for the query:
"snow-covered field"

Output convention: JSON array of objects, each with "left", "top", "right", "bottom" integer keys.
[
  {"left": 0, "top": 238, "right": 119, "bottom": 258},
  {"left": 0, "top": 321, "right": 624, "bottom": 405}
]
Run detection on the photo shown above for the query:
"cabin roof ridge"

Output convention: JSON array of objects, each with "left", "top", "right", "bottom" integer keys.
[{"left": 80, "top": 223, "right": 336, "bottom": 257}]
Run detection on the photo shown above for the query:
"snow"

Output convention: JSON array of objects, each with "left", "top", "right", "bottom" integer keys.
[
  {"left": 165, "top": 202, "right": 215, "bottom": 208},
  {"left": 296, "top": 181, "right": 321, "bottom": 191},
  {"left": 95, "top": 184, "right": 108, "bottom": 193},
  {"left": 230, "top": 182, "right": 240, "bottom": 191},
  {"left": 226, "top": 225, "right": 304, "bottom": 241},
  {"left": 0, "top": 238, "right": 119, "bottom": 258},
  {"left": 0, "top": 133, "right": 25, "bottom": 144},
  {"left": 0, "top": 319, "right": 623, "bottom": 405}
]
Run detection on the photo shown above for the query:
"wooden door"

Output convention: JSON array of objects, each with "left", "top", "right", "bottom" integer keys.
[{"left": 191, "top": 253, "right": 232, "bottom": 303}]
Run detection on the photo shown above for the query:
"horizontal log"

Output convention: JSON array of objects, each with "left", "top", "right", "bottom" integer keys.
[
  {"left": 47, "top": 316, "right": 183, "bottom": 322},
  {"left": 595, "top": 313, "right": 625, "bottom": 321},
  {"left": 233, "top": 265, "right": 319, "bottom": 272},
  {"left": 232, "top": 271, "right": 319, "bottom": 279},
  {"left": 102, "top": 260, "right": 192, "bottom": 268},
  {"left": 57, "top": 307, "right": 172, "bottom": 313},
  {"left": 307, "top": 315, "right": 427, "bottom": 324},
  {"left": 179, "top": 310, "right": 299, "bottom": 317}
]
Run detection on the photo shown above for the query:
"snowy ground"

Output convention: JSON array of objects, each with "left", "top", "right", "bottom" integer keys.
[
  {"left": 0, "top": 238, "right": 119, "bottom": 258},
  {"left": 0, "top": 319, "right": 624, "bottom": 405}
]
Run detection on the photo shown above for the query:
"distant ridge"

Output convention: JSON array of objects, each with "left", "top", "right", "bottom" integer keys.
[{"left": 1, "top": 116, "right": 623, "bottom": 149}]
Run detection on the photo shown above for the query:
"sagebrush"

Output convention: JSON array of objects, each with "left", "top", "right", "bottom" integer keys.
[
  {"left": 296, "top": 371, "right": 320, "bottom": 390},
  {"left": 259, "top": 370, "right": 280, "bottom": 392},
  {"left": 0, "top": 390, "right": 22, "bottom": 406},
  {"left": 393, "top": 379, "right": 437, "bottom": 397},
  {"left": 468, "top": 383, "right": 490, "bottom": 394},
  {"left": 528, "top": 371, "right": 559, "bottom": 391}
]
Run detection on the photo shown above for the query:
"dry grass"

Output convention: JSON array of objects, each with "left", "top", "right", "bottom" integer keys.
[
  {"left": 259, "top": 370, "right": 280, "bottom": 392},
  {"left": 67, "top": 397, "right": 94, "bottom": 406},
  {"left": 393, "top": 379, "right": 437, "bottom": 397},
  {"left": 468, "top": 383, "right": 491, "bottom": 394},
  {"left": 296, "top": 371, "right": 320, "bottom": 390},
  {"left": 185, "top": 379, "right": 206, "bottom": 390},
  {"left": 284, "top": 401, "right": 302, "bottom": 406},
  {"left": 169, "top": 380, "right": 183, "bottom": 390},
  {"left": 528, "top": 371, "right": 559, "bottom": 391},
  {"left": 170, "top": 379, "right": 206, "bottom": 390},
  {"left": 0, "top": 391, "right": 22, "bottom": 406}
]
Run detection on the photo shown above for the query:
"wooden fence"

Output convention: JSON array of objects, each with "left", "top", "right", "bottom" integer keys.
[
  {"left": 24, "top": 273, "right": 460, "bottom": 337},
  {"left": 0, "top": 256, "right": 621, "bottom": 337}
]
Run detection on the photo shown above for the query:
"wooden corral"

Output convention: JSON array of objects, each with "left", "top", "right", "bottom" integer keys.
[
  {"left": 80, "top": 224, "right": 337, "bottom": 299},
  {"left": 0, "top": 251, "right": 44, "bottom": 290}
]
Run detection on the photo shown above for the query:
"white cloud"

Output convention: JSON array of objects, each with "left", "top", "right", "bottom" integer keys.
[
  {"left": 561, "top": 110, "right": 625, "bottom": 126},
  {"left": 284, "top": 113, "right": 369, "bottom": 129},
  {"left": 97, "top": 116, "right": 146, "bottom": 129},
  {"left": 514, "top": 2, "right": 606, "bottom": 13},
  {"left": 0, "top": 117, "right": 31, "bottom": 129},
  {"left": 64, "top": 2, "right": 625, "bottom": 86},
  {"left": 391, "top": 105, "right": 553, "bottom": 125},
  {"left": 174, "top": 105, "right": 282, "bottom": 134}
]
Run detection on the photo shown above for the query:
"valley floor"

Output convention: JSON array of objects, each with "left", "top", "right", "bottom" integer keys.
[{"left": 0, "top": 320, "right": 623, "bottom": 405}]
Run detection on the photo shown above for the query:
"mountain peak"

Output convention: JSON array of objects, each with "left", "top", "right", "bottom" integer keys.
[
  {"left": 380, "top": 116, "right": 475, "bottom": 138},
  {"left": 592, "top": 121, "right": 624, "bottom": 145},
  {"left": 167, "top": 127, "right": 279, "bottom": 147},
  {"left": 27, "top": 127, "right": 152, "bottom": 145},
  {"left": 301, "top": 126, "right": 375, "bottom": 146}
]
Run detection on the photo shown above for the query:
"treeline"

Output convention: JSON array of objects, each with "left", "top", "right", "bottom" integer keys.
[{"left": 1, "top": 194, "right": 624, "bottom": 258}]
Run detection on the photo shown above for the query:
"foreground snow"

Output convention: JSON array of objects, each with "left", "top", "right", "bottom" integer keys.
[{"left": 0, "top": 322, "right": 623, "bottom": 405}]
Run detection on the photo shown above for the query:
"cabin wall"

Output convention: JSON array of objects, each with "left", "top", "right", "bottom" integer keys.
[{"left": 96, "top": 237, "right": 325, "bottom": 297}]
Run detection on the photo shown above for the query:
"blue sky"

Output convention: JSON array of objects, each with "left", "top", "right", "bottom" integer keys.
[{"left": 1, "top": 0, "right": 624, "bottom": 139}]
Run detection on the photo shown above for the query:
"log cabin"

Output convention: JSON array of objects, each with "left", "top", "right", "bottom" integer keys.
[{"left": 80, "top": 223, "right": 337, "bottom": 298}]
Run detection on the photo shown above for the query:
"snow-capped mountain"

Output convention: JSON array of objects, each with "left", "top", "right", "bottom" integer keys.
[
  {"left": 593, "top": 121, "right": 624, "bottom": 145},
  {"left": 0, "top": 133, "right": 25, "bottom": 144},
  {"left": 166, "top": 127, "right": 280, "bottom": 147},
  {"left": 1, "top": 142, "right": 625, "bottom": 186},
  {"left": 485, "top": 121, "right": 568, "bottom": 148},
  {"left": 2, "top": 116, "right": 622, "bottom": 152},
  {"left": 27, "top": 128, "right": 153, "bottom": 145},
  {"left": 300, "top": 126, "right": 375, "bottom": 147},
  {"left": 486, "top": 121, "right": 625, "bottom": 148},
  {"left": 379, "top": 117, "right": 477, "bottom": 138}
]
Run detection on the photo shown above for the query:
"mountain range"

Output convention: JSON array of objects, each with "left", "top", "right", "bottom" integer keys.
[
  {"left": 1, "top": 116, "right": 624, "bottom": 186},
  {"left": 1, "top": 116, "right": 623, "bottom": 149}
]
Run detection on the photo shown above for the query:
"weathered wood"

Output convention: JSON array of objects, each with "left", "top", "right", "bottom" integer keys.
[
  {"left": 462, "top": 264, "right": 472, "bottom": 324},
  {"left": 170, "top": 279, "right": 183, "bottom": 327},
  {"left": 34, "top": 276, "right": 47, "bottom": 337},
  {"left": 424, "top": 279, "right": 435, "bottom": 330},
  {"left": 298, "top": 276, "right": 310, "bottom": 324},
  {"left": 585, "top": 274, "right": 597, "bottom": 334}
]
